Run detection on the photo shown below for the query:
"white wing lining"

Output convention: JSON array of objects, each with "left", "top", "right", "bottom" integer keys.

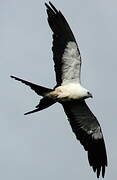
[{"left": 62, "top": 41, "right": 81, "bottom": 85}]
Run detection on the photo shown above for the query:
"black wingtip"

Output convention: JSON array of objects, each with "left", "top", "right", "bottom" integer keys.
[
  {"left": 45, "top": 2, "right": 51, "bottom": 9},
  {"left": 45, "top": 2, "right": 48, "bottom": 8},
  {"left": 45, "top": 1, "right": 53, "bottom": 6},
  {"left": 102, "top": 166, "right": 105, "bottom": 178},
  {"left": 49, "top": 2, "right": 58, "bottom": 13},
  {"left": 96, "top": 166, "right": 101, "bottom": 178},
  {"left": 45, "top": 1, "right": 58, "bottom": 13}
]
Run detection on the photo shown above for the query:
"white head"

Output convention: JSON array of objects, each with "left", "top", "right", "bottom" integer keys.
[
  {"left": 78, "top": 86, "right": 93, "bottom": 99},
  {"left": 60, "top": 83, "right": 93, "bottom": 100},
  {"left": 53, "top": 83, "right": 93, "bottom": 101}
]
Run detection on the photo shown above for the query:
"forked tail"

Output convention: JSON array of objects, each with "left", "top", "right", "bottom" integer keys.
[{"left": 11, "top": 76, "right": 56, "bottom": 114}]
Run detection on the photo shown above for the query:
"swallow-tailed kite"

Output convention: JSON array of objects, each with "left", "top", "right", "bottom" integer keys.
[{"left": 11, "top": 2, "right": 107, "bottom": 178}]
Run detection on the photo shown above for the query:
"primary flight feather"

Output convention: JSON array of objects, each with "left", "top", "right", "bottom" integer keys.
[{"left": 11, "top": 2, "right": 107, "bottom": 178}]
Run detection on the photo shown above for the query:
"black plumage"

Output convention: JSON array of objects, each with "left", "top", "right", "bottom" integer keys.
[{"left": 62, "top": 100, "right": 107, "bottom": 178}]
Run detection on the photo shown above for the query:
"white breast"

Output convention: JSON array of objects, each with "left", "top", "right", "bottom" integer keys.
[{"left": 48, "top": 83, "right": 88, "bottom": 100}]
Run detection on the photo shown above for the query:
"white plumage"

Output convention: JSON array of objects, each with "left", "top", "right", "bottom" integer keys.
[
  {"left": 48, "top": 83, "right": 90, "bottom": 101},
  {"left": 62, "top": 41, "right": 81, "bottom": 84}
]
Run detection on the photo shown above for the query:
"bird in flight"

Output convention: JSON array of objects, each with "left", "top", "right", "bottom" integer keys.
[{"left": 11, "top": 2, "right": 107, "bottom": 178}]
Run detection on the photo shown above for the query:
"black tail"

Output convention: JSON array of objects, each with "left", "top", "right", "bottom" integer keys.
[
  {"left": 24, "top": 97, "right": 56, "bottom": 115},
  {"left": 10, "top": 76, "right": 52, "bottom": 96},
  {"left": 11, "top": 75, "right": 56, "bottom": 114}
]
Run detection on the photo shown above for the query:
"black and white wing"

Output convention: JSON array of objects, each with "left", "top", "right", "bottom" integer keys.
[
  {"left": 45, "top": 2, "right": 81, "bottom": 86},
  {"left": 62, "top": 100, "right": 107, "bottom": 178}
]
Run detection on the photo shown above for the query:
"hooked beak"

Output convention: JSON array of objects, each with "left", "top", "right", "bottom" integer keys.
[
  {"left": 88, "top": 92, "right": 93, "bottom": 98},
  {"left": 89, "top": 93, "right": 93, "bottom": 98}
]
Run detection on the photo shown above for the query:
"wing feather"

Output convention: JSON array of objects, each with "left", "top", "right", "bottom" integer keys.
[
  {"left": 45, "top": 2, "right": 81, "bottom": 86},
  {"left": 62, "top": 100, "right": 107, "bottom": 178}
]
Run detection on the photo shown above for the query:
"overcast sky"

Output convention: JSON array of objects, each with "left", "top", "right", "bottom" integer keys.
[{"left": 0, "top": 0, "right": 117, "bottom": 179}]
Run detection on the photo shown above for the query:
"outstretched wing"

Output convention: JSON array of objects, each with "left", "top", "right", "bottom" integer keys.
[
  {"left": 45, "top": 2, "right": 81, "bottom": 86},
  {"left": 62, "top": 100, "right": 107, "bottom": 178}
]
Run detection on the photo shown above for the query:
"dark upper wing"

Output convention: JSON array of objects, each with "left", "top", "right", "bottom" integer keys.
[
  {"left": 45, "top": 2, "right": 81, "bottom": 86},
  {"left": 10, "top": 76, "right": 52, "bottom": 96},
  {"left": 62, "top": 100, "right": 107, "bottom": 178}
]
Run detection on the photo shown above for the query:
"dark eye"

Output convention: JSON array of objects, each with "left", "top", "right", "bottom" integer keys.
[{"left": 87, "top": 92, "right": 93, "bottom": 98}]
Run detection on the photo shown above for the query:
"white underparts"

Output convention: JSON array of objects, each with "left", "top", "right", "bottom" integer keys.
[{"left": 47, "top": 83, "right": 89, "bottom": 101}]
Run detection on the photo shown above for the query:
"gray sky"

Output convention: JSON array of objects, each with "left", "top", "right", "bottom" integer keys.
[{"left": 0, "top": 0, "right": 117, "bottom": 179}]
